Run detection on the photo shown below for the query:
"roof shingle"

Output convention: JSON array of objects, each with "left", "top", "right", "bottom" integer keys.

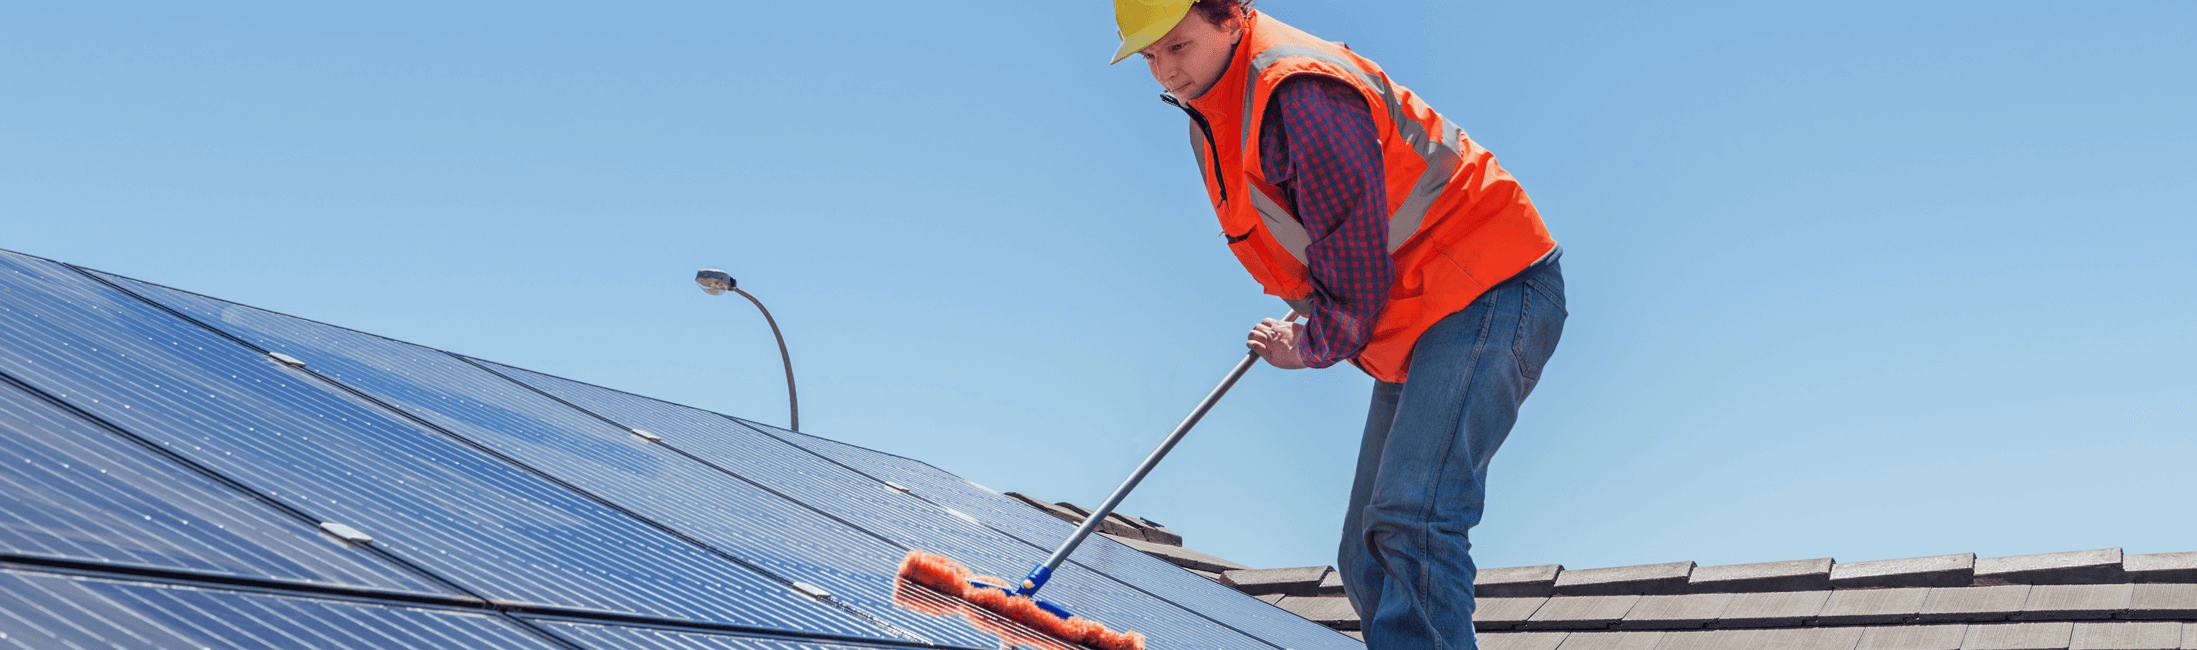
[
  {"left": 1555, "top": 562, "right": 1697, "bottom": 597},
  {"left": 2067, "top": 621, "right": 2180, "bottom": 650},
  {"left": 2129, "top": 553, "right": 2197, "bottom": 584},
  {"left": 1920, "top": 585, "right": 2033, "bottom": 623},
  {"left": 1834, "top": 554, "right": 1978, "bottom": 590},
  {"left": 1715, "top": 590, "right": 1832, "bottom": 628},
  {"left": 1614, "top": 593, "right": 1733, "bottom": 630},
  {"left": 1975, "top": 549, "right": 2127, "bottom": 587},
  {"left": 2132, "top": 584, "right": 2197, "bottom": 620},
  {"left": 1479, "top": 631, "right": 1568, "bottom": 650},
  {"left": 1962, "top": 621, "right": 2075, "bottom": 650},
  {"left": 1223, "top": 566, "right": 1331, "bottom": 597},
  {"left": 1689, "top": 558, "right": 1834, "bottom": 594},
  {"left": 1526, "top": 595, "right": 1642, "bottom": 630},
  {"left": 1551, "top": 631, "right": 1665, "bottom": 650},
  {"left": 1819, "top": 587, "right": 1931, "bottom": 625},
  {"left": 2019, "top": 584, "right": 2134, "bottom": 621},
  {"left": 1856, "top": 623, "right": 1968, "bottom": 650},
  {"left": 1273, "top": 596, "right": 1358, "bottom": 629},
  {"left": 1476, "top": 597, "right": 1551, "bottom": 631},
  {"left": 1480, "top": 564, "right": 1564, "bottom": 598}
]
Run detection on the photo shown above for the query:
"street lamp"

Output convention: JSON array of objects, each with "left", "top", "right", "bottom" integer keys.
[{"left": 694, "top": 269, "right": 798, "bottom": 432}]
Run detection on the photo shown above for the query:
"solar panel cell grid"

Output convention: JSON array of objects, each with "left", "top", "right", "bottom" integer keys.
[
  {"left": 0, "top": 568, "right": 560, "bottom": 650},
  {"left": 0, "top": 377, "right": 451, "bottom": 596},
  {"left": 0, "top": 247, "right": 1368, "bottom": 650},
  {"left": 538, "top": 618, "right": 922, "bottom": 650},
  {"left": 754, "top": 429, "right": 1067, "bottom": 544},
  {"left": 99, "top": 273, "right": 1003, "bottom": 648},
  {"left": 478, "top": 359, "right": 1293, "bottom": 650},
  {"left": 0, "top": 251, "right": 882, "bottom": 640}
]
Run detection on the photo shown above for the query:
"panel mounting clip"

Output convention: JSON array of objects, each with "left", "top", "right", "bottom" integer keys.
[
  {"left": 882, "top": 481, "right": 911, "bottom": 494},
  {"left": 943, "top": 508, "right": 981, "bottom": 526},
  {"left": 630, "top": 429, "right": 662, "bottom": 442},
  {"left": 790, "top": 581, "right": 832, "bottom": 601},
  {"left": 319, "top": 522, "right": 373, "bottom": 545},
  {"left": 268, "top": 352, "right": 307, "bottom": 368}
]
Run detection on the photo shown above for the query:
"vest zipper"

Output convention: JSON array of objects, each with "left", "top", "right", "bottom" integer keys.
[{"left": 1162, "top": 94, "right": 1228, "bottom": 205}]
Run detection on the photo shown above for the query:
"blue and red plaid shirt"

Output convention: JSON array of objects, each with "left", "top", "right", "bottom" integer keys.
[{"left": 1258, "top": 76, "right": 1392, "bottom": 369}]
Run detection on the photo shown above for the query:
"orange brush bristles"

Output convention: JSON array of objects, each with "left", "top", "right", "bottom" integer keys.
[{"left": 895, "top": 549, "right": 1147, "bottom": 650}]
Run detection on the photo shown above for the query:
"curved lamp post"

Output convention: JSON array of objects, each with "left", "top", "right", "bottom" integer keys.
[{"left": 694, "top": 269, "right": 798, "bottom": 432}]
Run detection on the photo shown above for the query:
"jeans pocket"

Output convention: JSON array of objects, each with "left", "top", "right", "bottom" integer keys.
[
  {"left": 1524, "top": 273, "right": 1567, "bottom": 318},
  {"left": 1512, "top": 278, "right": 1567, "bottom": 387}
]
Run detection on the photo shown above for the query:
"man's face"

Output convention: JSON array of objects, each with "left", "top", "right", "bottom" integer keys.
[{"left": 1140, "top": 13, "right": 1241, "bottom": 101}]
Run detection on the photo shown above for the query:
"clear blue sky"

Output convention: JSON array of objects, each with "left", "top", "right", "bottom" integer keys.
[{"left": 5, "top": 1, "right": 2192, "bottom": 574}]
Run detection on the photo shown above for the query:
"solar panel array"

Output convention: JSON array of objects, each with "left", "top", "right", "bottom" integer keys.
[{"left": 0, "top": 248, "right": 1364, "bottom": 650}]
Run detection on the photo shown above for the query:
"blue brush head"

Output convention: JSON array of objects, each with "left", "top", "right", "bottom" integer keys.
[{"left": 967, "top": 579, "right": 1077, "bottom": 620}]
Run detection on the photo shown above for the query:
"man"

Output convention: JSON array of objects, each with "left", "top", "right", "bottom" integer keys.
[{"left": 1112, "top": 1, "right": 1567, "bottom": 647}]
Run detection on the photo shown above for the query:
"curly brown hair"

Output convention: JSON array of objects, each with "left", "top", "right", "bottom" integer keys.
[{"left": 1189, "top": 0, "right": 1254, "bottom": 27}]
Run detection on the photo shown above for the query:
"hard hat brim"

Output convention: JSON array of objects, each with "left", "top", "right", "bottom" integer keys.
[{"left": 1108, "top": 2, "right": 1196, "bottom": 65}]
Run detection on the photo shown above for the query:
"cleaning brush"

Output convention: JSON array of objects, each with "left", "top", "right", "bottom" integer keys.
[{"left": 894, "top": 315, "right": 1293, "bottom": 649}]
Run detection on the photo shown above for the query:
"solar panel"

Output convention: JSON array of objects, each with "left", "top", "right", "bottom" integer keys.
[
  {"left": 0, "top": 246, "right": 1366, "bottom": 650},
  {"left": 96, "top": 271, "right": 1006, "bottom": 649},
  {"left": 476, "top": 359, "right": 1294, "bottom": 650},
  {"left": 0, "top": 376, "right": 451, "bottom": 596},
  {"left": 534, "top": 618, "right": 950, "bottom": 650},
  {"left": 0, "top": 568, "right": 560, "bottom": 650},
  {"left": 0, "top": 251, "right": 884, "bottom": 640}
]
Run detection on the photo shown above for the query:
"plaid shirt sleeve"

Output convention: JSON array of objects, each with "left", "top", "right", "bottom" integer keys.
[{"left": 1259, "top": 75, "right": 1392, "bottom": 369}]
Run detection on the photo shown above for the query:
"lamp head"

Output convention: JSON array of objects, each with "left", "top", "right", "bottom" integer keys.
[{"left": 695, "top": 269, "right": 735, "bottom": 296}]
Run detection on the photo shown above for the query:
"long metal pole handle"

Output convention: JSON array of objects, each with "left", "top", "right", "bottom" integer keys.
[{"left": 1016, "top": 312, "right": 1296, "bottom": 596}]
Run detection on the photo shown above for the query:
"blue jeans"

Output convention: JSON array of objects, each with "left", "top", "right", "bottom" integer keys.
[{"left": 1338, "top": 257, "right": 1565, "bottom": 649}]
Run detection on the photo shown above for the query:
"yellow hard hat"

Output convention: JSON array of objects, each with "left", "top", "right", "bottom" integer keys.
[{"left": 1110, "top": 0, "right": 1197, "bottom": 65}]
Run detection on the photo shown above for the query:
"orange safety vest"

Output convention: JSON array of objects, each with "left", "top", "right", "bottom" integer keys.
[{"left": 1171, "top": 11, "right": 1557, "bottom": 383}]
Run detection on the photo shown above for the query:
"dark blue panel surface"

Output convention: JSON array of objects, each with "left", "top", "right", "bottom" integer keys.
[
  {"left": 763, "top": 423, "right": 1365, "bottom": 650},
  {"left": 102, "top": 273, "right": 995, "bottom": 649},
  {"left": 533, "top": 580, "right": 1093, "bottom": 650},
  {"left": 539, "top": 619, "right": 907, "bottom": 650},
  {"left": 764, "top": 431, "right": 1072, "bottom": 561},
  {"left": 481, "top": 361, "right": 1323, "bottom": 650},
  {"left": 537, "top": 614, "right": 1075, "bottom": 650},
  {"left": 0, "top": 378, "right": 449, "bottom": 595},
  {"left": 0, "top": 568, "right": 559, "bottom": 650},
  {"left": 0, "top": 251, "right": 879, "bottom": 639}
]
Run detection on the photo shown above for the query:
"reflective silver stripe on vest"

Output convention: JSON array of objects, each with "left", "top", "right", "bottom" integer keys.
[
  {"left": 1245, "top": 44, "right": 1464, "bottom": 255},
  {"left": 1251, "top": 186, "right": 1313, "bottom": 264}
]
